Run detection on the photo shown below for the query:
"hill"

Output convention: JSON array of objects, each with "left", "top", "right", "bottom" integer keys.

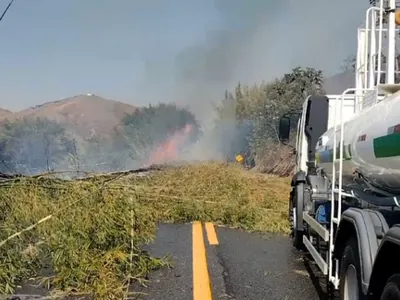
[
  {"left": 0, "top": 94, "right": 137, "bottom": 139},
  {"left": 0, "top": 108, "right": 12, "bottom": 118}
]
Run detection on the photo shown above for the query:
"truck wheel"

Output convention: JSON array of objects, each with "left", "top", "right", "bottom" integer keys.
[
  {"left": 339, "top": 237, "right": 365, "bottom": 300},
  {"left": 380, "top": 274, "right": 400, "bottom": 300},
  {"left": 291, "top": 183, "right": 304, "bottom": 250}
]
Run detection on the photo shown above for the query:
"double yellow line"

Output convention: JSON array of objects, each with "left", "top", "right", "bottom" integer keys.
[{"left": 192, "top": 221, "right": 219, "bottom": 300}]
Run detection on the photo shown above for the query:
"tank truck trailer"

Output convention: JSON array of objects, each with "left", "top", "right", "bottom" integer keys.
[{"left": 278, "top": 1, "right": 400, "bottom": 299}]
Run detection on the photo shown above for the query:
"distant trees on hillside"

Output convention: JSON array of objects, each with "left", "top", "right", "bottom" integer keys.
[
  {"left": 82, "top": 103, "right": 201, "bottom": 172},
  {"left": 213, "top": 67, "right": 324, "bottom": 174},
  {"left": 0, "top": 117, "right": 75, "bottom": 174},
  {"left": 120, "top": 103, "right": 201, "bottom": 163}
]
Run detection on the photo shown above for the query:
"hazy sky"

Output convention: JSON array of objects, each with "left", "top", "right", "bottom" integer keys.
[{"left": 0, "top": 0, "right": 369, "bottom": 111}]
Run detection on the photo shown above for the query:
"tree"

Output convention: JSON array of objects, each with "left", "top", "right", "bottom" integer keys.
[
  {"left": 213, "top": 67, "right": 325, "bottom": 169},
  {"left": 120, "top": 103, "right": 201, "bottom": 163},
  {"left": 341, "top": 55, "right": 357, "bottom": 72},
  {"left": 0, "top": 117, "right": 75, "bottom": 174},
  {"left": 82, "top": 133, "right": 135, "bottom": 172}
]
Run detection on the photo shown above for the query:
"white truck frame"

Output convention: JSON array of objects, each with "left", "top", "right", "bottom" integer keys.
[{"left": 279, "top": 1, "right": 400, "bottom": 299}]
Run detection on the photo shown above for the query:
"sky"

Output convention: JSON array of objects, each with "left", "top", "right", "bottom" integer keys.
[{"left": 0, "top": 0, "right": 369, "bottom": 112}]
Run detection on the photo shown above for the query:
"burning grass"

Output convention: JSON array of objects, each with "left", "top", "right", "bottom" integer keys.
[{"left": 0, "top": 162, "right": 290, "bottom": 298}]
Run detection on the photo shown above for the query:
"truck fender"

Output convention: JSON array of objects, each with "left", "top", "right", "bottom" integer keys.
[
  {"left": 291, "top": 171, "right": 306, "bottom": 187},
  {"left": 368, "top": 225, "right": 400, "bottom": 298},
  {"left": 289, "top": 171, "right": 307, "bottom": 232},
  {"left": 292, "top": 182, "right": 306, "bottom": 231},
  {"left": 333, "top": 208, "right": 380, "bottom": 294}
]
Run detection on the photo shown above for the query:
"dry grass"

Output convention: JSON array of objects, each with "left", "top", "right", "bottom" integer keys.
[
  {"left": 255, "top": 145, "right": 295, "bottom": 177},
  {"left": 132, "top": 162, "right": 291, "bottom": 233},
  {"left": 0, "top": 162, "right": 291, "bottom": 298}
]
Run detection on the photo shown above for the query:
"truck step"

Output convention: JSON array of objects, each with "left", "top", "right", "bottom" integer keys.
[
  {"left": 303, "top": 212, "right": 329, "bottom": 241},
  {"left": 303, "top": 235, "right": 328, "bottom": 275}
]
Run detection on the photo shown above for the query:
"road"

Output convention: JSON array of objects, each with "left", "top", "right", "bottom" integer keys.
[
  {"left": 10, "top": 223, "right": 325, "bottom": 300},
  {"left": 134, "top": 223, "right": 325, "bottom": 300}
]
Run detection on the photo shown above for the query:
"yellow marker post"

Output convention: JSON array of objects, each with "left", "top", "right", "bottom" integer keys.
[
  {"left": 235, "top": 154, "right": 244, "bottom": 164},
  {"left": 192, "top": 221, "right": 213, "bottom": 300}
]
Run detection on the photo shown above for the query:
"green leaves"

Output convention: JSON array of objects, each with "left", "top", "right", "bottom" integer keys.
[
  {"left": 0, "top": 177, "right": 166, "bottom": 298},
  {"left": 120, "top": 103, "right": 201, "bottom": 162},
  {"left": 0, "top": 117, "right": 75, "bottom": 174},
  {"left": 214, "top": 67, "right": 325, "bottom": 169}
]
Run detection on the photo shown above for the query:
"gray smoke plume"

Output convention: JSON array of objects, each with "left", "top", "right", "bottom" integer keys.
[
  {"left": 137, "top": 0, "right": 369, "bottom": 121},
  {"left": 134, "top": 0, "right": 370, "bottom": 161}
]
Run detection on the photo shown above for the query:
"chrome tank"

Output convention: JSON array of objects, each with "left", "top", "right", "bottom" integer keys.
[{"left": 315, "top": 91, "right": 400, "bottom": 194}]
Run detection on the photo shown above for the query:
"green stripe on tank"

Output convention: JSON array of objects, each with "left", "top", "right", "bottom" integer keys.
[{"left": 373, "top": 132, "right": 400, "bottom": 158}]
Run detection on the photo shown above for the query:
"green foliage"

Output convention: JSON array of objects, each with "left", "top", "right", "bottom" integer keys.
[
  {"left": 0, "top": 117, "right": 75, "bottom": 174},
  {"left": 0, "top": 175, "right": 167, "bottom": 298},
  {"left": 214, "top": 67, "right": 325, "bottom": 166},
  {"left": 83, "top": 133, "right": 135, "bottom": 172},
  {"left": 341, "top": 54, "right": 357, "bottom": 72},
  {"left": 120, "top": 103, "right": 201, "bottom": 162},
  {"left": 0, "top": 163, "right": 290, "bottom": 297}
]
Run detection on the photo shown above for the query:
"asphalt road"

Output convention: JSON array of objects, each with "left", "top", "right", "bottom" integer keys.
[
  {"left": 9, "top": 223, "right": 326, "bottom": 300},
  {"left": 134, "top": 223, "right": 325, "bottom": 300}
]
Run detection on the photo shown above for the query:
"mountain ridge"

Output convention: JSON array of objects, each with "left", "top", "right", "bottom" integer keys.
[
  {"left": 0, "top": 71, "right": 355, "bottom": 138},
  {"left": 0, "top": 94, "right": 138, "bottom": 138}
]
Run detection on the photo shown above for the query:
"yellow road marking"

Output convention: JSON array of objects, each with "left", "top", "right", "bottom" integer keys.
[
  {"left": 192, "top": 221, "right": 213, "bottom": 300},
  {"left": 205, "top": 222, "right": 219, "bottom": 245}
]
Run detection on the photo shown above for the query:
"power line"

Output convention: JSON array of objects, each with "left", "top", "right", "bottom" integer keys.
[{"left": 0, "top": 0, "right": 15, "bottom": 24}]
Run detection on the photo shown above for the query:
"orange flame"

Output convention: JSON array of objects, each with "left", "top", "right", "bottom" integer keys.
[{"left": 146, "top": 124, "right": 193, "bottom": 165}]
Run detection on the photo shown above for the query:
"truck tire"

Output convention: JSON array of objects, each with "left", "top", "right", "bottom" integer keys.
[
  {"left": 380, "top": 274, "right": 400, "bottom": 300},
  {"left": 289, "top": 188, "right": 294, "bottom": 233},
  {"left": 290, "top": 183, "right": 304, "bottom": 250},
  {"left": 339, "top": 237, "right": 365, "bottom": 300}
]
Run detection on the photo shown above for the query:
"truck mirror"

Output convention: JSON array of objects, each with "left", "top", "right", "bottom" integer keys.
[{"left": 278, "top": 116, "right": 291, "bottom": 141}]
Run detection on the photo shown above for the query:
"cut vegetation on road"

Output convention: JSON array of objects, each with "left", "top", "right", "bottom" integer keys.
[{"left": 0, "top": 162, "right": 290, "bottom": 299}]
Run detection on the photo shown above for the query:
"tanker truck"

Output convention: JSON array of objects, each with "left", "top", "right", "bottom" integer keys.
[{"left": 278, "top": 1, "right": 400, "bottom": 299}]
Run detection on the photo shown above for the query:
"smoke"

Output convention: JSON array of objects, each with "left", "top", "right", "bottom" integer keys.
[
  {"left": 137, "top": 0, "right": 368, "bottom": 120},
  {"left": 136, "top": 0, "right": 369, "bottom": 162}
]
